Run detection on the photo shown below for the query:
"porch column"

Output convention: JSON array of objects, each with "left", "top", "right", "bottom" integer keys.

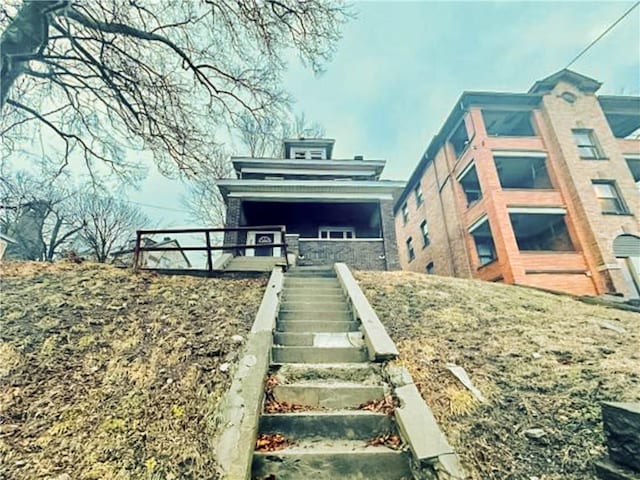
[{"left": 223, "top": 197, "right": 241, "bottom": 254}]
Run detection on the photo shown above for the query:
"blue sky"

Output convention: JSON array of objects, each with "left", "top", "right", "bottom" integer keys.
[{"left": 131, "top": 0, "right": 640, "bottom": 226}]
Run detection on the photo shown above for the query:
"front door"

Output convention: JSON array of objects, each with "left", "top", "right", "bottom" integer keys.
[{"left": 255, "top": 233, "right": 275, "bottom": 257}]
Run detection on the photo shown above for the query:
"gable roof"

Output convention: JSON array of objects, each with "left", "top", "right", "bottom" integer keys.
[{"left": 528, "top": 69, "right": 602, "bottom": 94}]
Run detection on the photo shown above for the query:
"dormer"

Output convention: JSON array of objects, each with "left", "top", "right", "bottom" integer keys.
[{"left": 283, "top": 138, "right": 335, "bottom": 160}]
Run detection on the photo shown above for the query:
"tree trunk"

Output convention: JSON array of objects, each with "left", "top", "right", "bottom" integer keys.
[{"left": 0, "top": 0, "right": 56, "bottom": 108}]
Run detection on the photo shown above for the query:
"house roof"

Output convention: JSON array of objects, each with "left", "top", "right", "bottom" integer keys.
[{"left": 528, "top": 69, "right": 602, "bottom": 94}]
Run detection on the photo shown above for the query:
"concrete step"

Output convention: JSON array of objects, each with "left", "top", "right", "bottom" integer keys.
[
  {"left": 272, "top": 346, "right": 367, "bottom": 364},
  {"left": 277, "top": 320, "right": 361, "bottom": 333},
  {"left": 272, "top": 382, "right": 384, "bottom": 409},
  {"left": 286, "top": 270, "right": 337, "bottom": 278},
  {"left": 283, "top": 286, "right": 344, "bottom": 296},
  {"left": 274, "top": 332, "right": 364, "bottom": 347},
  {"left": 280, "top": 301, "right": 350, "bottom": 312},
  {"left": 275, "top": 363, "right": 381, "bottom": 385},
  {"left": 279, "top": 310, "right": 353, "bottom": 322},
  {"left": 282, "top": 293, "right": 346, "bottom": 303},
  {"left": 284, "top": 278, "right": 341, "bottom": 287},
  {"left": 252, "top": 439, "right": 412, "bottom": 479},
  {"left": 259, "top": 411, "right": 396, "bottom": 440}
]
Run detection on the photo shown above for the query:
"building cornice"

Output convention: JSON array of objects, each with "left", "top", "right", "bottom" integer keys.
[
  {"left": 218, "top": 179, "right": 405, "bottom": 201},
  {"left": 231, "top": 158, "right": 386, "bottom": 176}
]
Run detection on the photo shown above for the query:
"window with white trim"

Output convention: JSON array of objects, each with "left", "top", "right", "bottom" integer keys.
[
  {"left": 414, "top": 184, "right": 423, "bottom": 206},
  {"left": 401, "top": 202, "right": 409, "bottom": 224},
  {"left": 592, "top": 181, "right": 628, "bottom": 214},
  {"left": 572, "top": 129, "right": 604, "bottom": 159},
  {"left": 291, "top": 147, "right": 326, "bottom": 160},
  {"left": 318, "top": 227, "right": 355, "bottom": 239},
  {"left": 420, "top": 220, "right": 430, "bottom": 247},
  {"left": 470, "top": 219, "right": 497, "bottom": 266},
  {"left": 406, "top": 237, "right": 415, "bottom": 262},
  {"left": 459, "top": 164, "right": 482, "bottom": 207}
]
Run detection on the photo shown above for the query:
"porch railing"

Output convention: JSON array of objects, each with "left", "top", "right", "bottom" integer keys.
[{"left": 132, "top": 225, "right": 289, "bottom": 273}]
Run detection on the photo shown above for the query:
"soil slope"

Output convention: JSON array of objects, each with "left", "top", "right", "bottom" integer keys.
[
  {"left": 356, "top": 271, "right": 639, "bottom": 480},
  {"left": 0, "top": 262, "right": 267, "bottom": 480}
]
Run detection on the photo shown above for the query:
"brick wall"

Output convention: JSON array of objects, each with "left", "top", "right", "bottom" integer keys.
[
  {"left": 538, "top": 80, "right": 639, "bottom": 294},
  {"left": 394, "top": 83, "right": 640, "bottom": 297},
  {"left": 298, "top": 240, "right": 387, "bottom": 270}
]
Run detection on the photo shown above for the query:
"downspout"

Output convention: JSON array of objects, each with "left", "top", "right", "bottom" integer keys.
[{"left": 432, "top": 156, "right": 457, "bottom": 276}]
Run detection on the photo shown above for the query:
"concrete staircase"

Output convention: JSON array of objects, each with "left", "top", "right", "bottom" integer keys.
[{"left": 251, "top": 266, "right": 412, "bottom": 479}]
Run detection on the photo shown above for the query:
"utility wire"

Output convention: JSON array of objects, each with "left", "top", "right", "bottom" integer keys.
[
  {"left": 124, "top": 199, "right": 191, "bottom": 214},
  {"left": 566, "top": 1, "right": 640, "bottom": 69}
]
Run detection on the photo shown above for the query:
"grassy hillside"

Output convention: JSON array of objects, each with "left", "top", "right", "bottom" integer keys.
[
  {"left": 0, "top": 262, "right": 267, "bottom": 480},
  {"left": 355, "top": 271, "right": 639, "bottom": 480},
  {"left": 2, "top": 263, "right": 637, "bottom": 479}
]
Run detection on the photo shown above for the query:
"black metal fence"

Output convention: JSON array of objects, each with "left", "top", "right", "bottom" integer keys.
[{"left": 132, "top": 225, "right": 289, "bottom": 272}]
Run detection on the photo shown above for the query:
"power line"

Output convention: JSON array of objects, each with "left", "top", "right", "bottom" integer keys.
[
  {"left": 124, "top": 199, "right": 191, "bottom": 214},
  {"left": 566, "top": 1, "right": 640, "bottom": 69}
]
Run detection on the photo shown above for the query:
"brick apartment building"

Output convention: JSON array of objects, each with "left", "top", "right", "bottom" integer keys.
[
  {"left": 394, "top": 69, "right": 640, "bottom": 298},
  {"left": 218, "top": 138, "right": 403, "bottom": 270}
]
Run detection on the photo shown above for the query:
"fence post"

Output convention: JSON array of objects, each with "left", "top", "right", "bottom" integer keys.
[
  {"left": 205, "top": 230, "right": 213, "bottom": 273},
  {"left": 133, "top": 232, "right": 142, "bottom": 271}
]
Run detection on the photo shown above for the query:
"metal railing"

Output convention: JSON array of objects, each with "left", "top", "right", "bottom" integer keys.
[{"left": 132, "top": 225, "right": 289, "bottom": 273}]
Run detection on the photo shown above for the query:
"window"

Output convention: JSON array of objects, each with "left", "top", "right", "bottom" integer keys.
[
  {"left": 401, "top": 202, "right": 409, "bottom": 224},
  {"left": 406, "top": 237, "right": 415, "bottom": 262},
  {"left": 494, "top": 155, "right": 552, "bottom": 189},
  {"left": 450, "top": 121, "right": 470, "bottom": 158},
  {"left": 291, "top": 148, "right": 326, "bottom": 160},
  {"left": 509, "top": 212, "right": 574, "bottom": 251},
  {"left": 319, "top": 227, "right": 355, "bottom": 239},
  {"left": 414, "top": 184, "right": 423, "bottom": 206},
  {"left": 420, "top": 220, "right": 430, "bottom": 247},
  {"left": 470, "top": 219, "right": 496, "bottom": 266},
  {"left": 310, "top": 149, "right": 324, "bottom": 159},
  {"left": 592, "top": 181, "right": 628, "bottom": 214},
  {"left": 604, "top": 112, "right": 640, "bottom": 139},
  {"left": 482, "top": 110, "right": 535, "bottom": 136},
  {"left": 459, "top": 164, "right": 482, "bottom": 207},
  {"left": 426, "top": 262, "right": 435, "bottom": 274},
  {"left": 626, "top": 158, "right": 640, "bottom": 191},
  {"left": 572, "top": 129, "right": 604, "bottom": 159}
]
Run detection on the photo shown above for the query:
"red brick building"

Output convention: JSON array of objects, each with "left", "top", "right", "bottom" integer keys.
[{"left": 394, "top": 70, "right": 640, "bottom": 299}]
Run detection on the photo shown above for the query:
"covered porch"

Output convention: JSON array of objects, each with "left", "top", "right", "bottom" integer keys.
[{"left": 231, "top": 200, "right": 388, "bottom": 269}]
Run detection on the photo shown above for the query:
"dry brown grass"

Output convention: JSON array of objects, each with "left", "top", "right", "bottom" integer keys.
[
  {"left": 0, "top": 261, "right": 267, "bottom": 480},
  {"left": 355, "top": 271, "right": 640, "bottom": 480}
]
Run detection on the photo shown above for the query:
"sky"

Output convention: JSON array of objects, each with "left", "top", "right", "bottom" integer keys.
[{"left": 128, "top": 0, "right": 640, "bottom": 227}]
